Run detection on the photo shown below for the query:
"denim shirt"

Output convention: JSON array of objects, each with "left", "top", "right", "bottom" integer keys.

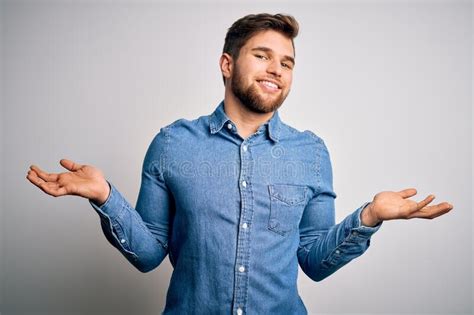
[{"left": 89, "top": 101, "right": 382, "bottom": 315}]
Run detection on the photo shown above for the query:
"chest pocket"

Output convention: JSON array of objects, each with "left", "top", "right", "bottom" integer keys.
[{"left": 268, "top": 184, "right": 308, "bottom": 236}]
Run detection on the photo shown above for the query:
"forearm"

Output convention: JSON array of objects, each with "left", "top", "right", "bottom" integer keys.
[
  {"left": 298, "top": 203, "right": 382, "bottom": 281},
  {"left": 89, "top": 182, "right": 168, "bottom": 273}
]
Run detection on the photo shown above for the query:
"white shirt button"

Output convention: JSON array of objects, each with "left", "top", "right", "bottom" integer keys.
[
  {"left": 227, "top": 123, "right": 233, "bottom": 129},
  {"left": 241, "top": 180, "right": 247, "bottom": 188},
  {"left": 335, "top": 249, "right": 340, "bottom": 254},
  {"left": 120, "top": 239, "right": 126, "bottom": 244},
  {"left": 243, "top": 145, "right": 248, "bottom": 152},
  {"left": 237, "top": 308, "right": 243, "bottom": 315},
  {"left": 238, "top": 266, "right": 245, "bottom": 273},
  {"left": 242, "top": 223, "right": 248, "bottom": 229}
]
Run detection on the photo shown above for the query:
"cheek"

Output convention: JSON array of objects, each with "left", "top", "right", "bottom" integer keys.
[
  {"left": 247, "top": 60, "right": 267, "bottom": 74},
  {"left": 284, "top": 75, "right": 293, "bottom": 89}
]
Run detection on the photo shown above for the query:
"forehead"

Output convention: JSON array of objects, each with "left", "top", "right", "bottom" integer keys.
[{"left": 241, "top": 30, "right": 294, "bottom": 58}]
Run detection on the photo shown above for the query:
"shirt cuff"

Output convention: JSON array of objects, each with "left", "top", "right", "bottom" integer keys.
[
  {"left": 348, "top": 202, "right": 383, "bottom": 238},
  {"left": 88, "top": 181, "right": 124, "bottom": 220}
]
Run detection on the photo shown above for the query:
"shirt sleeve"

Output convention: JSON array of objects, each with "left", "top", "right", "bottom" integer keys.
[
  {"left": 297, "top": 137, "right": 382, "bottom": 282},
  {"left": 89, "top": 127, "right": 173, "bottom": 273}
]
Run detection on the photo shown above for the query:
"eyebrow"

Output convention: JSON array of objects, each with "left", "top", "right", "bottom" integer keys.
[{"left": 250, "top": 46, "right": 295, "bottom": 66}]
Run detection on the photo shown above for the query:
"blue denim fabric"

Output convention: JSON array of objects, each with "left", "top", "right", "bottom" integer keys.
[{"left": 90, "top": 100, "right": 382, "bottom": 315}]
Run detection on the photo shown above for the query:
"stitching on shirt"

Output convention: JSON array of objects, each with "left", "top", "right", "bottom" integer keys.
[
  {"left": 111, "top": 217, "right": 137, "bottom": 258},
  {"left": 130, "top": 208, "right": 169, "bottom": 250},
  {"left": 324, "top": 242, "right": 345, "bottom": 266},
  {"left": 152, "top": 118, "right": 187, "bottom": 183},
  {"left": 298, "top": 243, "right": 311, "bottom": 253},
  {"left": 163, "top": 125, "right": 171, "bottom": 183},
  {"left": 303, "top": 130, "right": 323, "bottom": 144},
  {"left": 269, "top": 184, "right": 308, "bottom": 205},
  {"left": 315, "top": 143, "right": 323, "bottom": 193},
  {"left": 268, "top": 185, "right": 308, "bottom": 236},
  {"left": 302, "top": 130, "right": 325, "bottom": 193},
  {"left": 116, "top": 193, "right": 127, "bottom": 220},
  {"left": 244, "top": 148, "right": 255, "bottom": 313}
]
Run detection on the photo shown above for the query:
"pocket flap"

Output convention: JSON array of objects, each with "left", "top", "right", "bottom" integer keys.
[{"left": 268, "top": 184, "right": 307, "bottom": 205}]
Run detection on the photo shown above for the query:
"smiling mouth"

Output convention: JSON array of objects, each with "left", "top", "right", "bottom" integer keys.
[{"left": 257, "top": 80, "right": 281, "bottom": 91}]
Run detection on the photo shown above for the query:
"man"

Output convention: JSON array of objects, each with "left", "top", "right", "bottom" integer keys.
[{"left": 27, "top": 13, "right": 453, "bottom": 315}]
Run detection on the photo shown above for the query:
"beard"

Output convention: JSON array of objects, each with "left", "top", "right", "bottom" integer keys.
[{"left": 230, "top": 64, "right": 289, "bottom": 114}]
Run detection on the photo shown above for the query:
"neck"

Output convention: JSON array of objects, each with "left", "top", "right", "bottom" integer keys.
[{"left": 223, "top": 89, "right": 274, "bottom": 139}]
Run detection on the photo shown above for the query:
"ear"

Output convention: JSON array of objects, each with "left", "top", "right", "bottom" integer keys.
[{"left": 219, "top": 53, "right": 233, "bottom": 81}]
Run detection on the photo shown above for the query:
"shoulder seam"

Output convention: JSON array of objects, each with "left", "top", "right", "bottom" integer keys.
[{"left": 303, "top": 130, "right": 324, "bottom": 145}]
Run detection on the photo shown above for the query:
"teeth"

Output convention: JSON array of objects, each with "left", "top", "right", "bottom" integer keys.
[{"left": 259, "top": 80, "right": 278, "bottom": 89}]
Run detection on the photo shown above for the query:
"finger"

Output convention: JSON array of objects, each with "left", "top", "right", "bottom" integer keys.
[
  {"left": 415, "top": 194, "right": 436, "bottom": 211},
  {"left": 40, "top": 182, "right": 69, "bottom": 197},
  {"left": 27, "top": 169, "right": 46, "bottom": 187},
  {"left": 27, "top": 172, "right": 56, "bottom": 194},
  {"left": 29, "top": 165, "right": 58, "bottom": 182},
  {"left": 27, "top": 171, "right": 69, "bottom": 197},
  {"left": 403, "top": 194, "right": 435, "bottom": 215},
  {"left": 409, "top": 204, "right": 452, "bottom": 220},
  {"left": 398, "top": 188, "right": 417, "bottom": 199},
  {"left": 60, "top": 159, "right": 83, "bottom": 172},
  {"left": 408, "top": 202, "right": 453, "bottom": 219}
]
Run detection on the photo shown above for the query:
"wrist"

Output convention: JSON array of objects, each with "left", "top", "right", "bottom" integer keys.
[
  {"left": 361, "top": 203, "right": 382, "bottom": 227},
  {"left": 92, "top": 181, "right": 110, "bottom": 206}
]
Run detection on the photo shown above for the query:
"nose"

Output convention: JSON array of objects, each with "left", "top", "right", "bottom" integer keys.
[{"left": 266, "top": 59, "right": 282, "bottom": 77}]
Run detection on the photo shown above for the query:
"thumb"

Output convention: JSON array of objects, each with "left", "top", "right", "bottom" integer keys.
[
  {"left": 60, "top": 159, "right": 83, "bottom": 172},
  {"left": 397, "top": 188, "right": 417, "bottom": 199}
]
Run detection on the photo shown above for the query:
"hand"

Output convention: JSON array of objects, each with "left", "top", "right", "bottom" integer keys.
[
  {"left": 26, "top": 159, "right": 110, "bottom": 205},
  {"left": 361, "top": 188, "right": 454, "bottom": 227}
]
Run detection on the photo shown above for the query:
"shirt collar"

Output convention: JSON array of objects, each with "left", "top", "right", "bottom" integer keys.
[{"left": 209, "top": 100, "right": 281, "bottom": 143}]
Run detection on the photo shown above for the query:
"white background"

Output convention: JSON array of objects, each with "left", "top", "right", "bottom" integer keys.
[{"left": 1, "top": 0, "right": 472, "bottom": 314}]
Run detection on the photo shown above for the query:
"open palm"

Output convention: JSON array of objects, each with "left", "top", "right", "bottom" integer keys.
[
  {"left": 26, "top": 159, "right": 110, "bottom": 204},
  {"left": 366, "top": 188, "right": 453, "bottom": 225}
]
